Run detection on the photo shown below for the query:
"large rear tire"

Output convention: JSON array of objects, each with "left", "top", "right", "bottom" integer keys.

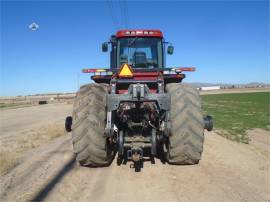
[
  {"left": 166, "top": 83, "right": 204, "bottom": 165},
  {"left": 71, "top": 83, "right": 114, "bottom": 167}
]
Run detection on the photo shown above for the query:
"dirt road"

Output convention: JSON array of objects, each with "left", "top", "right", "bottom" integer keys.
[
  {"left": 0, "top": 103, "right": 72, "bottom": 138},
  {"left": 0, "top": 104, "right": 269, "bottom": 202}
]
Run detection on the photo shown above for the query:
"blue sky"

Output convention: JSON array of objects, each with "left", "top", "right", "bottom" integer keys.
[{"left": 1, "top": 0, "right": 269, "bottom": 96}]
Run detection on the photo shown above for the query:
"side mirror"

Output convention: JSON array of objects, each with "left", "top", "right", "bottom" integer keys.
[
  {"left": 102, "top": 42, "right": 108, "bottom": 52},
  {"left": 167, "top": 45, "right": 174, "bottom": 55}
]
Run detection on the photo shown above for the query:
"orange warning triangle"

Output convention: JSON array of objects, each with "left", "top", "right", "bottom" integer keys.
[{"left": 119, "top": 63, "right": 133, "bottom": 77}]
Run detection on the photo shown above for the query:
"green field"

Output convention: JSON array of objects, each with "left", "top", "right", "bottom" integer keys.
[{"left": 202, "top": 92, "right": 270, "bottom": 143}]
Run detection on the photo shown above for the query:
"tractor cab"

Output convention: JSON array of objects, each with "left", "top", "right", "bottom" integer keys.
[
  {"left": 84, "top": 30, "right": 192, "bottom": 84},
  {"left": 102, "top": 30, "right": 173, "bottom": 69}
]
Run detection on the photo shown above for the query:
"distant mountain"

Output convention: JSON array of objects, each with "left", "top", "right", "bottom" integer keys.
[
  {"left": 185, "top": 82, "right": 217, "bottom": 88},
  {"left": 245, "top": 82, "right": 270, "bottom": 86},
  {"left": 185, "top": 82, "right": 270, "bottom": 88}
]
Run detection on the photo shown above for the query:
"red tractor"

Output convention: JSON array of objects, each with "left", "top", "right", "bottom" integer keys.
[{"left": 66, "top": 29, "right": 213, "bottom": 171}]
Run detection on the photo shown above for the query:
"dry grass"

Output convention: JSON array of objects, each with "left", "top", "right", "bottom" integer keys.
[
  {"left": 0, "top": 151, "right": 18, "bottom": 176},
  {"left": 0, "top": 123, "right": 65, "bottom": 176},
  {"left": 0, "top": 102, "right": 31, "bottom": 109}
]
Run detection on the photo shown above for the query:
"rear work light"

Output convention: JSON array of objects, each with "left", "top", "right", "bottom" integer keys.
[
  {"left": 174, "top": 67, "right": 196, "bottom": 73},
  {"left": 82, "top": 68, "right": 113, "bottom": 76},
  {"left": 163, "top": 67, "right": 196, "bottom": 75},
  {"left": 82, "top": 66, "right": 195, "bottom": 76}
]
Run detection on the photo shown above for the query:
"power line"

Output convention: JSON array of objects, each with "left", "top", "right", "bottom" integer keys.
[
  {"left": 123, "top": 0, "right": 130, "bottom": 28},
  {"left": 107, "top": 0, "right": 120, "bottom": 30},
  {"left": 119, "top": 0, "right": 126, "bottom": 28},
  {"left": 119, "top": 0, "right": 130, "bottom": 29},
  {"left": 107, "top": 0, "right": 130, "bottom": 30}
]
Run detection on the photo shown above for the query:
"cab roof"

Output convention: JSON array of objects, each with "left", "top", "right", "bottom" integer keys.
[{"left": 116, "top": 30, "right": 163, "bottom": 38}]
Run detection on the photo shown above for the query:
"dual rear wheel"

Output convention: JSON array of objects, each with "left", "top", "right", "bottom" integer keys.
[
  {"left": 71, "top": 83, "right": 113, "bottom": 166},
  {"left": 71, "top": 83, "right": 204, "bottom": 166},
  {"left": 166, "top": 83, "right": 204, "bottom": 164}
]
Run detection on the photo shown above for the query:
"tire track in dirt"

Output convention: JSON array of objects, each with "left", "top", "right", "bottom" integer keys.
[{"left": 0, "top": 131, "right": 269, "bottom": 202}]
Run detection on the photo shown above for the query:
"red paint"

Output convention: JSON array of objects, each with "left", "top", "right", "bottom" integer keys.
[
  {"left": 117, "top": 90, "right": 128, "bottom": 94},
  {"left": 116, "top": 30, "right": 163, "bottom": 38},
  {"left": 115, "top": 71, "right": 161, "bottom": 83},
  {"left": 117, "top": 72, "right": 161, "bottom": 81},
  {"left": 149, "top": 89, "right": 157, "bottom": 93},
  {"left": 133, "top": 77, "right": 156, "bottom": 81},
  {"left": 133, "top": 72, "right": 159, "bottom": 81},
  {"left": 133, "top": 72, "right": 159, "bottom": 76},
  {"left": 118, "top": 89, "right": 157, "bottom": 94}
]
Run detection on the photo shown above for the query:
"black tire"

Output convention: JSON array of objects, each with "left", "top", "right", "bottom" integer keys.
[
  {"left": 165, "top": 83, "right": 204, "bottom": 165},
  {"left": 71, "top": 83, "right": 114, "bottom": 167},
  {"left": 65, "top": 116, "right": 72, "bottom": 132}
]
